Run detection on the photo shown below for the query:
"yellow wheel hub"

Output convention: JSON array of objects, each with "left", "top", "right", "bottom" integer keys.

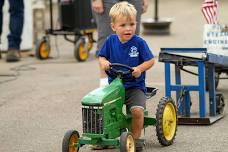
[
  {"left": 69, "top": 134, "right": 79, "bottom": 152},
  {"left": 40, "top": 42, "right": 49, "bottom": 59},
  {"left": 126, "top": 135, "right": 135, "bottom": 152},
  {"left": 163, "top": 102, "right": 176, "bottom": 141},
  {"left": 79, "top": 42, "right": 88, "bottom": 60}
]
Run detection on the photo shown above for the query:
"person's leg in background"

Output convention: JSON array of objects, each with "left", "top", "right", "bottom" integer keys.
[
  {"left": 129, "top": 0, "right": 143, "bottom": 35},
  {"left": 0, "top": 0, "right": 5, "bottom": 59},
  {"left": 0, "top": 0, "right": 4, "bottom": 37},
  {"left": 6, "top": 0, "right": 24, "bottom": 62},
  {"left": 93, "top": 0, "right": 116, "bottom": 87}
]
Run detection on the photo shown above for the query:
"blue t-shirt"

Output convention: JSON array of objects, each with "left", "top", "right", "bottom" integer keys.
[{"left": 98, "top": 34, "right": 154, "bottom": 92}]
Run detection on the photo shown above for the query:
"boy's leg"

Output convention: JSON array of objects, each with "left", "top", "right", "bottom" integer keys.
[
  {"left": 0, "top": 0, "right": 4, "bottom": 36},
  {"left": 93, "top": 0, "right": 115, "bottom": 86},
  {"left": 125, "top": 89, "right": 146, "bottom": 138},
  {"left": 131, "top": 107, "right": 144, "bottom": 139},
  {"left": 126, "top": 88, "right": 146, "bottom": 151}
]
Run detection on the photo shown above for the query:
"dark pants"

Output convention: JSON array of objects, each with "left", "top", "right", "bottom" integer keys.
[{"left": 0, "top": 0, "right": 24, "bottom": 50}]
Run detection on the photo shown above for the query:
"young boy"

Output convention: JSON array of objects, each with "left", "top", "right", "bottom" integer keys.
[{"left": 98, "top": 1, "right": 155, "bottom": 149}]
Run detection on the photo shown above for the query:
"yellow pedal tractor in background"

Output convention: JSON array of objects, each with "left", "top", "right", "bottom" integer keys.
[
  {"left": 35, "top": 0, "right": 96, "bottom": 62},
  {"left": 62, "top": 63, "right": 177, "bottom": 152}
]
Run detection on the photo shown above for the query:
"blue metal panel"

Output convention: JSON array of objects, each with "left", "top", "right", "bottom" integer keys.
[
  {"left": 207, "top": 53, "right": 228, "bottom": 66},
  {"left": 185, "top": 91, "right": 191, "bottom": 117},
  {"left": 165, "top": 63, "right": 171, "bottom": 97},
  {"left": 170, "top": 85, "right": 199, "bottom": 91},
  {"left": 208, "top": 63, "right": 216, "bottom": 116},
  {"left": 161, "top": 48, "right": 207, "bottom": 53},
  {"left": 198, "top": 61, "right": 206, "bottom": 117}
]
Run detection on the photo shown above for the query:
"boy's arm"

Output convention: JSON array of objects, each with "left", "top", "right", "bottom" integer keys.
[
  {"left": 132, "top": 58, "right": 155, "bottom": 78},
  {"left": 98, "top": 57, "right": 111, "bottom": 71}
]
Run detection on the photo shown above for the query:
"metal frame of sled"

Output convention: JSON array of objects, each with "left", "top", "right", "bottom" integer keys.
[{"left": 159, "top": 48, "right": 227, "bottom": 125}]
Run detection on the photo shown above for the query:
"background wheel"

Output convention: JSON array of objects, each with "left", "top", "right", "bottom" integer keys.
[
  {"left": 35, "top": 37, "right": 50, "bottom": 60},
  {"left": 120, "top": 132, "right": 135, "bottom": 152},
  {"left": 74, "top": 38, "right": 89, "bottom": 62},
  {"left": 62, "top": 130, "right": 80, "bottom": 152},
  {"left": 156, "top": 97, "right": 177, "bottom": 146},
  {"left": 216, "top": 93, "right": 225, "bottom": 114}
]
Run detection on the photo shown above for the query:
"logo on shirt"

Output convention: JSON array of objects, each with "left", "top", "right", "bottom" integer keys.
[{"left": 129, "top": 46, "right": 139, "bottom": 57}]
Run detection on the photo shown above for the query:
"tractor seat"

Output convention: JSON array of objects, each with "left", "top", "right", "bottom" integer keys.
[{"left": 145, "top": 87, "right": 158, "bottom": 99}]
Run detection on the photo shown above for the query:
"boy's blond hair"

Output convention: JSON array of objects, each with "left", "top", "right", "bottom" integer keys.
[{"left": 109, "top": 1, "right": 137, "bottom": 23}]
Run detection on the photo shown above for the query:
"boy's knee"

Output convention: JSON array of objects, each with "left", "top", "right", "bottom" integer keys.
[{"left": 131, "top": 107, "right": 144, "bottom": 119}]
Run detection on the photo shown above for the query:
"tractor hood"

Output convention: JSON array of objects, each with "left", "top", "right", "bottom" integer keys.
[{"left": 81, "top": 78, "right": 125, "bottom": 106}]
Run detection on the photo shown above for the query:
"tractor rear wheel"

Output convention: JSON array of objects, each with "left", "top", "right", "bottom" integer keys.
[
  {"left": 62, "top": 130, "right": 80, "bottom": 152},
  {"left": 156, "top": 97, "right": 177, "bottom": 146}
]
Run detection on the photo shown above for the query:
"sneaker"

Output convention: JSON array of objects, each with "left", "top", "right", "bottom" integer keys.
[
  {"left": 6, "top": 49, "right": 20, "bottom": 62},
  {"left": 135, "top": 139, "right": 145, "bottom": 152},
  {"left": 91, "top": 145, "right": 103, "bottom": 150}
]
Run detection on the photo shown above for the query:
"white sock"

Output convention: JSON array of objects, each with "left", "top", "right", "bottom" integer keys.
[{"left": 99, "top": 77, "right": 108, "bottom": 87}]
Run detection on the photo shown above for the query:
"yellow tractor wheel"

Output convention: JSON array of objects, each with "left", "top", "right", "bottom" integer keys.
[
  {"left": 120, "top": 132, "right": 135, "bottom": 152},
  {"left": 62, "top": 130, "right": 80, "bottom": 152},
  {"left": 156, "top": 97, "right": 177, "bottom": 146}
]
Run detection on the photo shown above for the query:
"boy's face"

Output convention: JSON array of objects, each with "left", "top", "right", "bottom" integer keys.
[{"left": 111, "top": 16, "right": 136, "bottom": 42}]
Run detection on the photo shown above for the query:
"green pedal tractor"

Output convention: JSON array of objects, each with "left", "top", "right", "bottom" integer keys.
[{"left": 62, "top": 63, "right": 177, "bottom": 152}]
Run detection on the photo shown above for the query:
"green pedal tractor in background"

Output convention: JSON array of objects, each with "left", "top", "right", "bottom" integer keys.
[{"left": 62, "top": 63, "right": 177, "bottom": 152}]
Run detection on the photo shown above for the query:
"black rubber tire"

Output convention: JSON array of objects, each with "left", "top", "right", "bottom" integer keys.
[
  {"left": 216, "top": 93, "right": 225, "bottom": 114},
  {"left": 35, "top": 37, "right": 50, "bottom": 60},
  {"left": 156, "top": 97, "right": 177, "bottom": 146},
  {"left": 74, "top": 38, "right": 88, "bottom": 62},
  {"left": 62, "top": 130, "right": 80, "bottom": 152},
  {"left": 120, "top": 132, "right": 135, "bottom": 152}
]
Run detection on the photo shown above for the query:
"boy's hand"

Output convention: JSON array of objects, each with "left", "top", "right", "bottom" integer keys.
[
  {"left": 132, "top": 67, "right": 142, "bottom": 78},
  {"left": 92, "top": 0, "right": 104, "bottom": 14},
  {"left": 100, "top": 59, "right": 111, "bottom": 71},
  {"left": 142, "top": 0, "right": 149, "bottom": 13}
]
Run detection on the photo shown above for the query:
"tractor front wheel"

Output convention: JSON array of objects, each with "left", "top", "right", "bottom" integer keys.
[
  {"left": 62, "top": 130, "right": 80, "bottom": 152},
  {"left": 120, "top": 132, "right": 135, "bottom": 152},
  {"left": 156, "top": 97, "right": 177, "bottom": 146}
]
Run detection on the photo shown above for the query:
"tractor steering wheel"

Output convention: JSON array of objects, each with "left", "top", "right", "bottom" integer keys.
[{"left": 105, "top": 63, "right": 134, "bottom": 80}]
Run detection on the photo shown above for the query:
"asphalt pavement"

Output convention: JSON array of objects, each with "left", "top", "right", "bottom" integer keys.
[{"left": 0, "top": 0, "right": 228, "bottom": 152}]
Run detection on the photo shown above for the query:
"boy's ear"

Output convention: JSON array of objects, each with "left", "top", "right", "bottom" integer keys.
[{"left": 111, "top": 23, "right": 116, "bottom": 32}]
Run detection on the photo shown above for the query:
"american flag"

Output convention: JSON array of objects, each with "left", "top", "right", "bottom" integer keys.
[{"left": 201, "top": 0, "right": 219, "bottom": 24}]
